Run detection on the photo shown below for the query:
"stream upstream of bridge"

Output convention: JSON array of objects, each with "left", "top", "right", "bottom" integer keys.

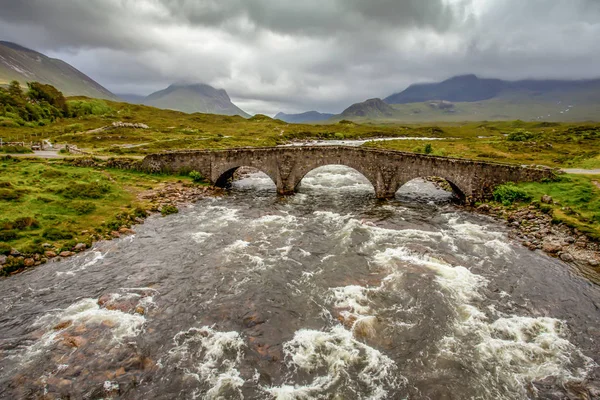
[{"left": 1, "top": 166, "right": 599, "bottom": 399}]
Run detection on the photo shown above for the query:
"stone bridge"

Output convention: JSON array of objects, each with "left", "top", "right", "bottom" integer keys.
[{"left": 140, "top": 146, "right": 557, "bottom": 202}]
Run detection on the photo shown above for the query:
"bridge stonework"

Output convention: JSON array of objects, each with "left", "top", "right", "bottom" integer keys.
[{"left": 140, "top": 146, "right": 557, "bottom": 202}]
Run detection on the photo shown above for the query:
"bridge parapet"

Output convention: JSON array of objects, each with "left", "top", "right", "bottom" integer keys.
[{"left": 140, "top": 146, "right": 558, "bottom": 203}]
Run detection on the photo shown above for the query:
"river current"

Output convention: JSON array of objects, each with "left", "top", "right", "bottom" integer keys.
[{"left": 0, "top": 166, "right": 599, "bottom": 399}]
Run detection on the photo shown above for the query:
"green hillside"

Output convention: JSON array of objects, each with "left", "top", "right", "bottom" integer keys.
[{"left": 0, "top": 41, "right": 117, "bottom": 100}]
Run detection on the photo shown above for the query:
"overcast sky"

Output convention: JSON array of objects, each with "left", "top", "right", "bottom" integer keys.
[{"left": 1, "top": 0, "right": 599, "bottom": 115}]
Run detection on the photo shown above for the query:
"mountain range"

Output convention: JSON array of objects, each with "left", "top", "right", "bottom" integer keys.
[
  {"left": 2, "top": 40, "right": 600, "bottom": 122},
  {"left": 0, "top": 41, "right": 117, "bottom": 100},
  {"left": 384, "top": 74, "right": 600, "bottom": 105},
  {"left": 331, "top": 75, "right": 600, "bottom": 122}
]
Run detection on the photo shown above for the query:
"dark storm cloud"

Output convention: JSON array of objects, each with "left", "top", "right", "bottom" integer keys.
[
  {"left": 163, "top": 0, "right": 461, "bottom": 35},
  {"left": 0, "top": 0, "right": 599, "bottom": 115}
]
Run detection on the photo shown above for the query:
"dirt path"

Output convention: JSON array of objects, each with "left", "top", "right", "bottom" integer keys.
[
  {"left": 6, "top": 151, "right": 143, "bottom": 160},
  {"left": 562, "top": 168, "right": 600, "bottom": 175}
]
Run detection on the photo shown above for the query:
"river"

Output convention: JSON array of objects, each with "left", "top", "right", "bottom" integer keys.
[{"left": 0, "top": 166, "right": 598, "bottom": 399}]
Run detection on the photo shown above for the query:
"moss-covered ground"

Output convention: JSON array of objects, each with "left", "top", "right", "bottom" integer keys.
[{"left": 0, "top": 156, "right": 198, "bottom": 261}]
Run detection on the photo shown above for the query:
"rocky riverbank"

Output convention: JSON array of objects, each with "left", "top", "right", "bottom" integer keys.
[
  {"left": 0, "top": 181, "right": 221, "bottom": 276},
  {"left": 472, "top": 202, "right": 600, "bottom": 282}
]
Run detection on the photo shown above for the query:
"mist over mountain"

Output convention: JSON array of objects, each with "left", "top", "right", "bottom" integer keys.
[
  {"left": 142, "top": 83, "right": 250, "bottom": 117},
  {"left": 0, "top": 41, "right": 117, "bottom": 100}
]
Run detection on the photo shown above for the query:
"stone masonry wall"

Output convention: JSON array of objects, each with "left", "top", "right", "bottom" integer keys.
[{"left": 140, "top": 146, "right": 558, "bottom": 202}]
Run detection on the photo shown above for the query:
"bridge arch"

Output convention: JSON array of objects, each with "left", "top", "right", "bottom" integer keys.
[
  {"left": 213, "top": 164, "right": 278, "bottom": 189},
  {"left": 292, "top": 161, "right": 380, "bottom": 194},
  {"left": 295, "top": 164, "right": 377, "bottom": 193},
  {"left": 396, "top": 176, "right": 467, "bottom": 202}
]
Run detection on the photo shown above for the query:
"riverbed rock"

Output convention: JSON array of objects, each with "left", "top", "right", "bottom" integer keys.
[
  {"left": 10, "top": 248, "right": 20, "bottom": 256},
  {"left": 560, "top": 253, "right": 574, "bottom": 262},
  {"left": 541, "top": 195, "right": 553, "bottom": 204},
  {"left": 477, "top": 204, "right": 491, "bottom": 213},
  {"left": 74, "top": 243, "right": 87, "bottom": 251},
  {"left": 542, "top": 241, "right": 562, "bottom": 253},
  {"left": 111, "top": 231, "right": 121, "bottom": 238},
  {"left": 45, "top": 250, "right": 57, "bottom": 258},
  {"left": 0, "top": 255, "right": 6, "bottom": 265},
  {"left": 589, "top": 259, "right": 599, "bottom": 267},
  {"left": 59, "top": 251, "right": 74, "bottom": 258},
  {"left": 23, "top": 258, "right": 35, "bottom": 268},
  {"left": 119, "top": 227, "right": 135, "bottom": 235}
]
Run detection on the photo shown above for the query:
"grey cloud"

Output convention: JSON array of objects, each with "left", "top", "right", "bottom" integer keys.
[
  {"left": 164, "top": 0, "right": 461, "bottom": 36},
  {"left": 1, "top": 0, "right": 600, "bottom": 115}
]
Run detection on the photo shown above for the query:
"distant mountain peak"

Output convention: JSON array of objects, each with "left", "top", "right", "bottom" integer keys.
[
  {"left": 448, "top": 74, "right": 479, "bottom": 81},
  {"left": 142, "top": 82, "right": 249, "bottom": 117},
  {"left": 341, "top": 98, "right": 395, "bottom": 118}
]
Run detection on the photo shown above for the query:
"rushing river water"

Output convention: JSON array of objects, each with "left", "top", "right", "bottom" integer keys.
[{"left": 1, "top": 166, "right": 599, "bottom": 400}]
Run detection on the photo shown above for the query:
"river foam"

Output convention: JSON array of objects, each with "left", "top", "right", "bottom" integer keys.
[{"left": 265, "top": 326, "right": 404, "bottom": 399}]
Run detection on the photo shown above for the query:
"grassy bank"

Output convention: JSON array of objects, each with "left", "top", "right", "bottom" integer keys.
[
  {"left": 0, "top": 156, "right": 201, "bottom": 274},
  {"left": 364, "top": 123, "right": 600, "bottom": 169},
  {"left": 490, "top": 174, "right": 600, "bottom": 240}
]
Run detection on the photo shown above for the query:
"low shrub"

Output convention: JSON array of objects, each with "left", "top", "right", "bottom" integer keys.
[
  {"left": 58, "top": 181, "right": 111, "bottom": 199},
  {"left": 13, "top": 217, "right": 40, "bottom": 230},
  {"left": 40, "top": 169, "right": 66, "bottom": 178},
  {"left": 189, "top": 170, "right": 205, "bottom": 183},
  {"left": 424, "top": 143, "right": 433, "bottom": 154},
  {"left": 1, "top": 257, "right": 25, "bottom": 276},
  {"left": 0, "top": 217, "right": 39, "bottom": 232},
  {"left": 507, "top": 129, "right": 537, "bottom": 142},
  {"left": 20, "top": 242, "right": 45, "bottom": 255},
  {"left": 35, "top": 196, "right": 54, "bottom": 203},
  {"left": 161, "top": 205, "right": 179, "bottom": 216},
  {"left": 0, "top": 230, "right": 17, "bottom": 241},
  {"left": 67, "top": 99, "right": 113, "bottom": 117},
  {"left": 493, "top": 183, "right": 533, "bottom": 206},
  {"left": 0, "top": 146, "right": 33, "bottom": 154},
  {"left": 62, "top": 123, "right": 84, "bottom": 133},
  {"left": 0, "top": 243, "right": 11, "bottom": 255},
  {"left": 0, "top": 189, "right": 22, "bottom": 201},
  {"left": 42, "top": 228, "right": 74, "bottom": 240},
  {"left": 132, "top": 207, "right": 148, "bottom": 219},
  {"left": 71, "top": 202, "right": 97, "bottom": 215}
]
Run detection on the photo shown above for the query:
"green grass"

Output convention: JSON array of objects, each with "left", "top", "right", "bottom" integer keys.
[
  {"left": 503, "top": 175, "right": 600, "bottom": 239},
  {"left": 0, "top": 145, "right": 32, "bottom": 154},
  {"left": 0, "top": 157, "right": 196, "bottom": 258},
  {"left": 364, "top": 123, "right": 600, "bottom": 169}
]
